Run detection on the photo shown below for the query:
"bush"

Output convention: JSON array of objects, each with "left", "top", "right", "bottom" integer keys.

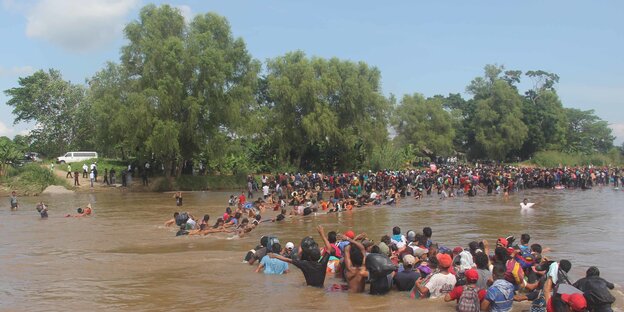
[
  {"left": 3, "top": 163, "right": 69, "bottom": 195},
  {"left": 527, "top": 150, "right": 623, "bottom": 167}
]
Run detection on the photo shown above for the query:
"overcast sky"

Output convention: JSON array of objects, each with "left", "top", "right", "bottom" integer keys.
[{"left": 1, "top": 0, "right": 623, "bottom": 144}]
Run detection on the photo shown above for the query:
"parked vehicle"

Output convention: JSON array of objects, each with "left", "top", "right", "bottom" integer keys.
[{"left": 56, "top": 151, "right": 98, "bottom": 164}]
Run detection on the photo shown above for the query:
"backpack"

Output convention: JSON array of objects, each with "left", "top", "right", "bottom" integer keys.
[
  {"left": 530, "top": 290, "right": 546, "bottom": 312},
  {"left": 456, "top": 285, "right": 480, "bottom": 312}
]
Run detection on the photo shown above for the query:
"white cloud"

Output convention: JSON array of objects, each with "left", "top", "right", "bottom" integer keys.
[
  {"left": 0, "top": 121, "right": 33, "bottom": 138},
  {"left": 175, "top": 4, "right": 193, "bottom": 24},
  {"left": 0, "top": 121, "right": 15, "bottom": 137},
  {"left": 24, "top": 0, "right": 139, "bottom": 52},
  {"left": 610, "top": 123, "right": 624, "bottom": 145},
  {"left": 0, "top": 65, "right": 35, "bottom": 77}
]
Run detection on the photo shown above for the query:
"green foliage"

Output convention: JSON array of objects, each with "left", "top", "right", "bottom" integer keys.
[
  {"left": 4, "top": 69, "right": 89, "bottom": 157},
  {"left": 92, "top": 4, "right": 259, "bottom": 175},
  {"left": 563, "top": 108, "right": 614, "bottom": 154},
  {"left": 527, "top": 150, "right": 623, "bottom": 167},
  {"left": 3, "top": 5, "right": 619, "bottom": 172},
  {"left": 393, "top": 94, "right": 455, "bottom": 159},
  {"left": 1, "top": 163, "right": 69, "bottom": 195},
  {"left": 260, "top": 51, "right": 390, "bottom": 170},
  {"left": 0, "top": 137, "right": 22, "bottom": 176},
  {"left": 364, "top": 142, "right": 415, "bottom": 171},
  {"left": 465, "top": 65, "right": 528, "bottom": 160}
]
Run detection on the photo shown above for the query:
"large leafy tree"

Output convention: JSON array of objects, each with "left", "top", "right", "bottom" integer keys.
[
  {"left": 393, "top": 93, "right": 455, "bottom": 160},
  {"left": 519, "top": 71, "right": 567, "bottom": 157},
  {"left": 261, "top": 51, "right": 390, "bottom": 170},
  {"left": 92, "top": 4, "right": 259, "bottom": 174},
  {"left": 465, "top": 65, "right": 528, "bottom": 160},
  {"left": 4, "top": 69, "right": 88, "bottom": 157},
  {"left": 563, "top": 108, "right": 614, "bottom": 154}
]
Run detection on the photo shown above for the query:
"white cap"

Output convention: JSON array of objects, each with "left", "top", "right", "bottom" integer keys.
[{"left": 285, "top": 242, "right": 295, "bottom": 249}]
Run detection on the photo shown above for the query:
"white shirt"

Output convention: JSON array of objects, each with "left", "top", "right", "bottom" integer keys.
[
  {"left": 262, "top": 185, "right": 269, "bottom": 196},
  {"left": 369, "top": 192, "right": 378, "bottom": 199},
  {"left": 520, "top": 202, "right": 535, "bottom": 209},
  {"left": 425, "top": 272, "right": 457, "bottom": 298}
]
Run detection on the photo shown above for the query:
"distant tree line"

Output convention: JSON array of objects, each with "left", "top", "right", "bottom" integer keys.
[{"left": 2, "top": 4, "right": 619, "bottom": 174}]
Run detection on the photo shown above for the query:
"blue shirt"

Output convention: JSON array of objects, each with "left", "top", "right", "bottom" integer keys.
[
  {"left": 485, "top": 279, "right": 515, "bottom": 312},
  {"left": 260, "top": 255, "right": 288, "bottom": 275}
]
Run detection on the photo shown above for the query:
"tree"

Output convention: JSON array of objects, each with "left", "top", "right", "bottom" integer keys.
[
  {"left": 261, "top": 51, "right": 390, "bottom": 170},
  {"left": 94, "top": 4, "right": 259, "bottom": 175},
  {"left": 4, "top": 69, "right": 86, "bottom": 157},
  {"left": 465, "top": 65, "right": 528, "bottom": 160},
  {"left": 519, "top": 70, "right": 567, "bottom": 157},
  {"left": 393, "top": 94, "right": 455, "bottom": 160},
  {"left": 563, "top": 108, "right": 614, "bottom": 154},
  {"left": 0, "top": 137, "right": 21, "bottom": 176}
]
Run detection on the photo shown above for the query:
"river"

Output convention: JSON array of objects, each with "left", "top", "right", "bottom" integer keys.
[{"left": 1, "top": 187, "right": 623, "bottom": 311}]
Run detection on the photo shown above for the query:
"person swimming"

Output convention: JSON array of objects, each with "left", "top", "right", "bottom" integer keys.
[{"left": 66, "top": 203, "right": 93, "bottom": 217}]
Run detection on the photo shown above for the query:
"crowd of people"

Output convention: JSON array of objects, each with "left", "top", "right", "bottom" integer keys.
[
  {"left": 243, "top": 226, "right": 616, "bottom": 312},
  {"left": 245, "top": 165, "right": 623, "bottom": 204}
]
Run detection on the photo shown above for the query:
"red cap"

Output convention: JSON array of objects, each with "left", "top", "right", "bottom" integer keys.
[
  {"left": 436, "top": 253, "right": 453, "bottom": 268},
  {"left": 344, "top": 230, "right": 355, "bottom": 239},
  {"left": 561, "top": 293, "right": 587, "bottom": 311},
  {"left": 497, "top": 237, "right": 508, "bottom": 247},
  {"left": 453, "top": 246, "right": 464, "bottom": 254},
  {"left": 464, "top": 269, "right": 479, "bottom": 283}
]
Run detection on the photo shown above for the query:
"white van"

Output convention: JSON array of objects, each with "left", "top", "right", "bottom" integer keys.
[{"left": 56, "top": 151, "right": 98, "bottom": 164}]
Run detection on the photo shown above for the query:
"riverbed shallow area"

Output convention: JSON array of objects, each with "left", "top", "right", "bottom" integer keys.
[{"left": 2, "top": 188, "right": 623, "bottom": 311}]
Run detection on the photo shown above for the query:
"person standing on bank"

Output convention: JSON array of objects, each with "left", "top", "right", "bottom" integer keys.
[{"left": 66, "top": 163, "right": 73, "bottom": 178}]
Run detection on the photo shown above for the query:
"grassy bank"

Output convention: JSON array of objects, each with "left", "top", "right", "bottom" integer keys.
[
  {"left": 1, "top": 164, "right": 70, "bottom": 195},
  {"left": 524, "top": 150, "right": 623, "bottom": 168}
]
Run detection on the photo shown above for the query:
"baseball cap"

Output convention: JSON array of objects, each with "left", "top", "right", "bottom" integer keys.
[
  {"left": 453, "top": 246, "right": 464, "bottom": 254},
  {"left": 464, "top": 269, "right": 479, "bottom": 283},
  {"left": 561, "top": 293, "right": 587, "bottom": 311},
  {"left": 285, "top": 242, "right": 295, "bottom": 250},
  {"left": 403, "top": 254, "right": 416, "bottom": 266},
  {"left": 344, "top": 230, "right": 355, "bottom": 239},
  {"left": 436, "top": 253, "right": 453, "bottom": 268},
  {"left": 497, "top": 237, "right": 508, "bottom": 247}
]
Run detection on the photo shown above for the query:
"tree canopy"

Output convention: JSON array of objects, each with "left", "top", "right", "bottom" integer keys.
[{"left": 3, "top": 5, "right": 618, "bottom": 172}]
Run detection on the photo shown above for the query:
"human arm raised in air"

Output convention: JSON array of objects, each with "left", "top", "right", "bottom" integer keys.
[
  {"left": 317, "top": 225, "right": 335, "bottom": 255},
  {"left": 268, "top": 253, "right": 293, "bottom": 264}
]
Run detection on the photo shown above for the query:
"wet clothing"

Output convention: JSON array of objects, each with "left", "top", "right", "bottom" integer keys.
[
  {"left": 393, "top": 270, "right": 420, "bottom": 291},
  {"left": 260, "top": 255, "right": 288, "bottom": 275},
  {"left": 424, "top": 272, "right": 457, "bottom": 298},
  {"left": 370, "top": 273, "right": 393, "bottom": 295},
  {"left": 10, "top": 195, "right": 18, "bottom": 208},
  {"left": 291, "top": 253, "right": 331, "bottom": 288},
  {"left": 484, "top": 279, "right": 515, "bottom": 312}
]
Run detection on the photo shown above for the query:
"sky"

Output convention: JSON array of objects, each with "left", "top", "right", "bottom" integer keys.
[{"left": 1, "top": 0, "right": 623, "bottom": 144}]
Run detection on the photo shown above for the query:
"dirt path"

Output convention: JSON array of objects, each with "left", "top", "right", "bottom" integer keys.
[{"left": 52, "top": 167, "right": 151, "bottom": 193}]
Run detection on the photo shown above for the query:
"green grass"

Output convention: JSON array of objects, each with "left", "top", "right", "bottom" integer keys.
[
  {"left": 524, "top": 150, "right": 623, "bottom": 167},
  {"left": 1, "top": 164, "right": 70, "bottom": 195}
]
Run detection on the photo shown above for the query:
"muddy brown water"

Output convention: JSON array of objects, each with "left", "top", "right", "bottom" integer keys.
[{"left": 1, "top": 188, "right": 623, "bottom": 311}]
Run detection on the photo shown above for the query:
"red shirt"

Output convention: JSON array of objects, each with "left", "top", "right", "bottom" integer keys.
[
  {"left": 448, "top": 285, "right": 486, "bottom": 302},
  {"left": 239, "top": 194, "right": 246, "bottom": 204}
]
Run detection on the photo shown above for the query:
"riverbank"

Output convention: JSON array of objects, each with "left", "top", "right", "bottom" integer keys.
[{"left": 0, "top": 164, "right": 249, "bottom": 196}]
